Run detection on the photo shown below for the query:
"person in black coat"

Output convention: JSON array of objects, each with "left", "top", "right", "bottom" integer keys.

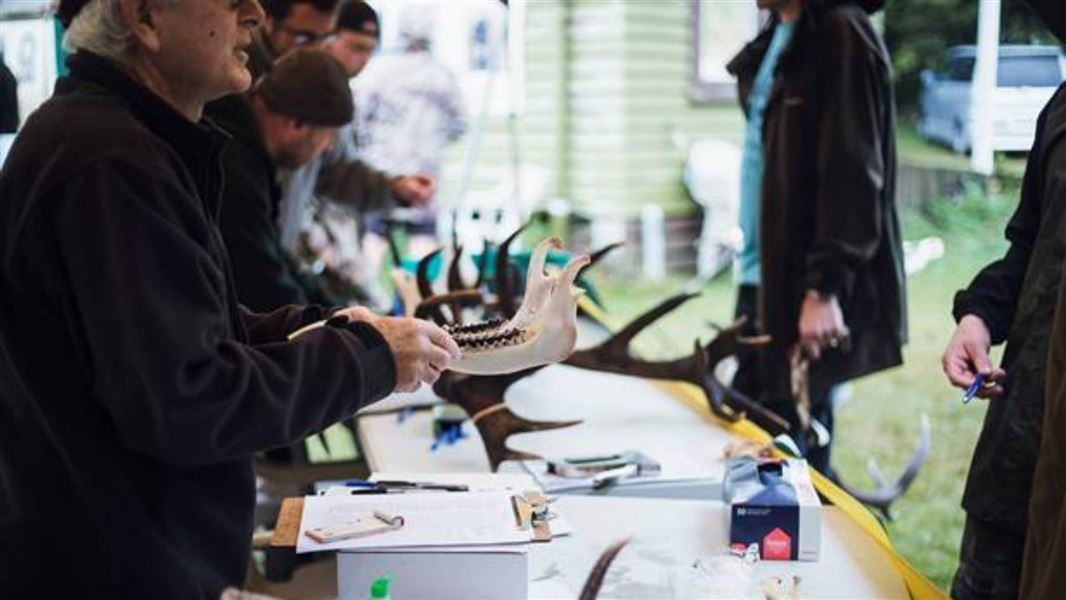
[
  {"left": 727, "top": 0, "right": 905, "bottom": 474},
  {"left": 213, "top": 48, "right": 356, "bottom": 313},
  {"left": 0, "top": 52, "right": 17, "bottom": 133},
  {"left": 943, "top": 1, "right": 1066, "bottom": 597},
  {"left": 0, "top": 1, "right": 458, "bottom": 597}
]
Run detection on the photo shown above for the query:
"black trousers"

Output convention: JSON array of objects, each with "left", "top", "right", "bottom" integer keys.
[
  {"left": 733, "top": 284, "right": 835, "bottom": 474},
  {"left": 950, "top": 515, "right": 1024, "bottom": 600}
]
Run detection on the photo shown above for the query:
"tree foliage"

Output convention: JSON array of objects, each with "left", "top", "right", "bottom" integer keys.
[{"left": 884, "top": 0, "right": 1058, "bottom": 116}]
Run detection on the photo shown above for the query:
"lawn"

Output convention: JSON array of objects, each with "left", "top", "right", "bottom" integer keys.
[{"left": 585, "top": 188, "right": 1019, "bottom": 591}]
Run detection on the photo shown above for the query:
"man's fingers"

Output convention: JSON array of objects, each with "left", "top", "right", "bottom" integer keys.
[
  {"left": 975, "top": 384, "right": 1005, "bottom": 399},
  {"left": 943, "top": 353, "right": 978, "bottom": 388},
  {"left": 962, "top": 340, "right": 993, "bottom": 374},
  {"left": 427, "top": 346, "right": 453, "bottom": 373},
  {"left": 424, "top": 322, "right": 462, "bottom": 360}
]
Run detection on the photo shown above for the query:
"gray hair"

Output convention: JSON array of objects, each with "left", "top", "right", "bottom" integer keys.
[{"left": 62, "top": 0, "right": 168, "bottom": 61}]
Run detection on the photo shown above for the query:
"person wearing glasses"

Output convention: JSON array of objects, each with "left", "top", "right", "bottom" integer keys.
[{"left": 248, "top": 0, "right": 341, "bottom": 80}]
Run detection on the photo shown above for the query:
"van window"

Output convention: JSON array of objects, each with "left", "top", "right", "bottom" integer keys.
[
  {"left": 947, "top": 57, "right": 975, "bottom": 82},
  {"left": 998, "top": 55, "right": 1062, "bottom": 87}
]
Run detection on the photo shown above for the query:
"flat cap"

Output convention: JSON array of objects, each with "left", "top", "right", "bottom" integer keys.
[{"left": 255, "top": 48, "right": 354, "bottom": 127}]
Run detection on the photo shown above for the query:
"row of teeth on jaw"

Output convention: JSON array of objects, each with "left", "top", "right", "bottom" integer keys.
[
  {"left": 451, "top": 327, "right": 529, "bottom": 351},
  {"left": 443, "top": 318, "right": 506, "bottom": 336}
]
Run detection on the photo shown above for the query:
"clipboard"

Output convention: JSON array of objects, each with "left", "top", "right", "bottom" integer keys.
[{"left": 271, "top": 490, "right": 556, "bottom": 551}]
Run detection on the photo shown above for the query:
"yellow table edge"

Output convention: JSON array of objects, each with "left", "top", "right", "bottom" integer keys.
[{"left": 578, "top": 295, "right": 946, "bottom": 600}]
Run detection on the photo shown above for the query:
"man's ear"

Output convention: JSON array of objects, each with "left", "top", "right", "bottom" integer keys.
[{"left": 119, "top": 0, "right": 164, "bottom": 53}]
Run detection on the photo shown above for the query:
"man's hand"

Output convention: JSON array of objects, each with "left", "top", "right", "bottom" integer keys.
[
  {"left": 368, "top": 317, "right": 461, "bottom": 393},
  {"left": 332, "top": 306, "right": 378, "bottom": 323},
  {"left": 942, "top": 314, "right": 1006, "bottom": 398},
  {"left": 798, "top": 291, "right": 849, "bottom": 361},
  {"left": 391, "top": 174, "right": 435, "bottom": 206}
]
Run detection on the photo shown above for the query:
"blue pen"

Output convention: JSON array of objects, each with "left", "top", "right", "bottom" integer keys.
[
  {"left": 962, "top": 373, "right": 986, "bottom": 404},
  {"left": 343, "top": 479, "right": 378, "bottom": 488}
]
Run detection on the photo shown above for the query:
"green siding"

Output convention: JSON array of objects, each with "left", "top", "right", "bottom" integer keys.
[{"left": 439, "top": 0, "right": 746, "bottom": 224}]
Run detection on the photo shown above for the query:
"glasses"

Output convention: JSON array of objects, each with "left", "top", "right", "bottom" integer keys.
[{"left": 276, "top": 25, "right": 331, "bottom": 47}]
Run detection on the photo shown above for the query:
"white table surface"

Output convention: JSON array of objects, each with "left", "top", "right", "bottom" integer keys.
[
  {"left": 531, "top": 495, "right": 909, "bottom": 599},
  {"left": 353, "top": 353, "right": 911, "bottom": 598}
]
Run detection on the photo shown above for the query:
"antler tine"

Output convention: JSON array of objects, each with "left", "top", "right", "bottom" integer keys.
[
  {"left": 474, "top": 242, "right": 491, "bottom": 290},
  {"left": 414, "top": 290, "right": 484, "bottom": 324},
  {"left": 433, "top": 367, "right": 581, "bottom": 471},
  {"left": 603, "top": 291, "right": 700, "bottom": 357},
  {"left": 696, "top": 320, "right": 788, "bottom": 431},
  {"left": 836, "top": 414, "right": 931, "bottom": 521},
  {"left": 694, "top": 341, "right": 792, "bottom": 431},
  {"left": 448, "top": 245, "right": 468, "bottom": 292},
  {"left": 578, "top": 538, "right": 631, "bottom": 600},
  {"left": 577, "top": 241, "right": 625, "bottom": 279},
  {"left": 495, "top": 221, "right": 531, "bottom": 319},
  {"left": 416, "top": 247, "right": 444, "bottom": 299}
]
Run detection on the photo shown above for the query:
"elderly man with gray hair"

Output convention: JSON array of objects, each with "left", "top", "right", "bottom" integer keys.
[{"left": 0, "top": 0, "right": 459, "bottom": 596}]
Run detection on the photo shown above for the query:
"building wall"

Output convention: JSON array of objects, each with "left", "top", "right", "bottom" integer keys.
[{"left": 438, "top": 0, "right": 747, "bottom": 267}]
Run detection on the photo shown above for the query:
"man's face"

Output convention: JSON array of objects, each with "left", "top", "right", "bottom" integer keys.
[
  {"left": 151, "top": 0, "right": 265, "bottom": 103},
  {"left": 325, "top": 30, "right": 377, "bottom": 78},
  {"left": 275, "top": 123, "right": 338, "bottom": 169},
  {"left": 269, "top": 3, "right": 337, "bottom": 57}
]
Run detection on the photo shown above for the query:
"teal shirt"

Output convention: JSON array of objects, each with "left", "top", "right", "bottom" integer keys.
[{"left": 737, "top": 22, "right": 794, "bottom": 286}]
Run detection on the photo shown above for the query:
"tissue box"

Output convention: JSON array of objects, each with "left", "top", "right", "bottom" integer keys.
[
  {"left": 722, "top": 458, "right": 822, "bottom": 561},
  {"left": 336, "top": 546, "right": 529, "bottom": 600}
]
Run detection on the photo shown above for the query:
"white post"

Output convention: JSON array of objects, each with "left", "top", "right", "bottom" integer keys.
[
  {"left": 971, "top": 0, "right": 1001, "bottom": 176},
  {"left": 641, "top": 204, "right": 666, "bottom": 281}
]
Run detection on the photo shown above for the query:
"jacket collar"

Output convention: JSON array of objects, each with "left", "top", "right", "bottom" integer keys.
[{"left": 60, "top": 52, "right": 229, "bottom": 200}]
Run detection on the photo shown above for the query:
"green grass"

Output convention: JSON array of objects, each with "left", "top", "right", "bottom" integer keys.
[
  {"left": 896, "top": 123, "right": 1028, "bottom": 180},
  {"left": 587, "top": 189, "right": 1019, "bottom": 592}
]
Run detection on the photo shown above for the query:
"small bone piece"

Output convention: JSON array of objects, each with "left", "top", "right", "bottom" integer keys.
[
  {"left": 723, "top": 440, "right": 774, "bottom": 460},
  {"left": 761, "top": 575, "right": 801, "bottom": 600}
]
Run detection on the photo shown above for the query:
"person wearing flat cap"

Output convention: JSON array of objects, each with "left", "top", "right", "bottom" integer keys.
[
  {"left": 214, "top": 47, "right": 359, "bottom": 313},
  {"left": 940, "top": 1, "right": 1066, "bottom": 598},
  {"left": 275, "top": 0, "right": 437, "bottom": 311},
  {"left": 0, "top": 0, "right": 459, "bottom": 597}
]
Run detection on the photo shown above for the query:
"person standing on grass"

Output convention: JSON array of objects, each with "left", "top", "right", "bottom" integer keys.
[
  {"left": 941, "top": 1, "right": 1066, "bottom": 597},
  {"left": 726, "top": 0, "right": 905, "bottom": 477},
  {"left": 1013, "top": 4, "right": 1066, "bottom": 599}
]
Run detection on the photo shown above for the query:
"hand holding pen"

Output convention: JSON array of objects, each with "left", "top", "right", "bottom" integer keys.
[{"left": 943, "top": 315, "right": 1007, "bottom": 403}]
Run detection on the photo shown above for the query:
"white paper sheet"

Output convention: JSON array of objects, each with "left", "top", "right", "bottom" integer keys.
[{"left": 297, "top": 491, "right": 531, "bottom": 554}]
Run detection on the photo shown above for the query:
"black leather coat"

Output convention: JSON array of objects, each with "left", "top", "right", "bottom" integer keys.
[{"left": 727, "top": 0, "right": 905, "bottom": 397}]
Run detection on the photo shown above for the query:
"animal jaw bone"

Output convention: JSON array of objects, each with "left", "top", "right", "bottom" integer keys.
[
  {"left": 432, "top": 368, "right": 582, "bottom": 470},
  {"left": 448, "top": 253, "right": 590, "bottom": 375},
  {"left": 565, "top": 292, "right": 789, "bottom": 432}
]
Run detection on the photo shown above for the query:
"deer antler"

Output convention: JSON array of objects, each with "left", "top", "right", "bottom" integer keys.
[
  {"left": 578, "top": 538, "right": 630, "bottom": 600},
  {"left": 495, "top": 221, "right": 531, "bottom": 319},
  {"left": 565, "top": 293, "right": 789, "bottom": 433},
  {"left": 836, "top": 414, "right": 931, "bottom": 521},
  {"left": 448, "top": 245, "right": 469, "bottom": 292},
  {"left": 414, "top": 290, "right": 484, "bottom": 323},
  {"left": 433, "top": 368, "right": 582, "bottom": 470}
]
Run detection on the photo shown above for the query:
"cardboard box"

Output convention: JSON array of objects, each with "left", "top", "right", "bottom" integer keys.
[
  {"left": 722, "top": 458, "right": 822, "bottom": 561},
  {"left": 336, "top": 546, "right": 529, "bottom": 600}
]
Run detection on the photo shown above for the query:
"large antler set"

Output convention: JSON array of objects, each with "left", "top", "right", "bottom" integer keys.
[
  {"left": 398, "top": 227, "right": 779, "bottom": 470},
  {"left": 564, "top": 292, "right": 788, "bottom": 434}
]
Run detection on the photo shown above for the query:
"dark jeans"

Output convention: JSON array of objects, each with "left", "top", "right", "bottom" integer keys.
[
  {"left": 733, "top": 284, "right": 835, "bottom": 474},
  {"left": 950, "top": 515, "right": 1024, "bottom": 600}
]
